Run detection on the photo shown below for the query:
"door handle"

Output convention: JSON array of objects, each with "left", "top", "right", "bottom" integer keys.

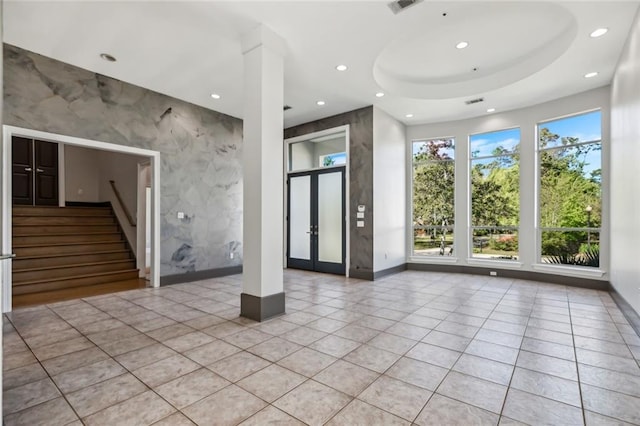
[
  {"left": 24, "top": 167, "right": 32, "bottom": 172},
  {"left": 0, "top": 254, "right": 15, "bottom": 260},
  {"left": 36, "top": 168, "right": 44, "bottom": 173}
]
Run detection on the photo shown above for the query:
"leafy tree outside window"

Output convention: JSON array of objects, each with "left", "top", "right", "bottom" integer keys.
[
  {"left": 538, "top": 111, "right": 601, "bottom": 267},
  {"left": 412, "top": 139, "right": 455, "bottom": 256},
  {"left": 470, "top": 128, "right": 520, "bottom": 260}
]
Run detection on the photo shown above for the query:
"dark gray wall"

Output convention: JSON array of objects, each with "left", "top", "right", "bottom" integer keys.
[
  {"left": 285, "top": 106, "right": 374, "bottom": 276},
  {"left": 3, "top": 44, "right": 243, "bottom": 276}
]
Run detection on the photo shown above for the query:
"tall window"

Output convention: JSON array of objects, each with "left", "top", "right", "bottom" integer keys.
[
  {"left": 538, "top": 111, "right": 601, "bottom": 267},
  {"left": 412, "top": 139, "right": 455, "bottom": 257},
  {"left": 470, "top": 129, "right": 520, "bottom": 260}
]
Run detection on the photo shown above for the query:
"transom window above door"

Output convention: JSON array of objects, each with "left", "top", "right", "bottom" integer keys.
[{"left": 288, "top": 131, "right": 347, "bottom": 172}]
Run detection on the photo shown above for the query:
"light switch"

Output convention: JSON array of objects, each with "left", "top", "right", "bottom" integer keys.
[
  {"left": 356, "top": 212, "right": 364, "bottom": 219},
  {"left": 177, "top": 212, "right": 185, "bottom": 219}
]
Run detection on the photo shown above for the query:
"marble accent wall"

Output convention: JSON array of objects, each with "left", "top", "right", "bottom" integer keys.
[
  {"left": 4, "top": 44, "right": 243, "bottom": 276},
  {"left": 285, "top": 106, "right": 374, "bottom": 276}
]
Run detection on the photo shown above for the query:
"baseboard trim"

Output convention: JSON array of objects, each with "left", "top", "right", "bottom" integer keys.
[
  {"left": 348, "top": 263, "right": 409, "bottom": 281},
  {"left": 241, "top": 292, "right": 286, "bottom": 322},
  {"left": 348, "top": 269, "right": 374, "bottom": 280},
  {"left": 609, "top": 286, "right": 640, "bottom": 338},
  {"left": 374, "top": 263, "right": 408, "bottom": 280},
  {"left": 65, "top": 201, "right": 111, "bottom": 207},
  {"left": 160, "top": 266, "right": 242, "bottom": 286},
  {"left": 407, "top": 263, "right": 609, "bottom": 291}
]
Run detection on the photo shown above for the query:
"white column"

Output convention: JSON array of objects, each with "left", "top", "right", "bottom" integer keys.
[{"left": 240, "top": 25, "right": 286, "bottom": 321}]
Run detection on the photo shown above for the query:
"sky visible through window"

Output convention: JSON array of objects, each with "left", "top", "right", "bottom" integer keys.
[
  {"left": 539, "top": 110, "right": 601, "bottom": 178},
  {"left": 412, "top": 139, "right": 455, "bottom": 159},
  {"left": 470, "top": 128, "right": 520, "bottom": 158},
  {"left": 541, "top": 110, "right": 601, "bottom": 145}
]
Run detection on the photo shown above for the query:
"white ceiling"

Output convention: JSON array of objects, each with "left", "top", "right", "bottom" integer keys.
[{"left": 4, "top": 1, "right": 639, "bottom": 128}]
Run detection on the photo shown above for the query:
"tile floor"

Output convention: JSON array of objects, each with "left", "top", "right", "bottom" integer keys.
[{"left": 3, "top": 270, "right": 640, "bottom": 425}]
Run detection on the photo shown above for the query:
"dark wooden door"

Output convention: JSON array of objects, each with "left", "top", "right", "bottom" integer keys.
[
  {"left": 12, "top": 137, "right": 34, "bottom": 205},
  {"left": 34, "top": 140, "right": 59, "bottom": 205},
  {"left": 12, "top": 136, "right": 58, "bottom": 206}
]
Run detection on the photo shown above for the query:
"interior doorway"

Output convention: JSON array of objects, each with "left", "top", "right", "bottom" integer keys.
[
  {"left": 2, "top": 125, "right": 161, "bottom": 312},
  {"left": 12, "top": 136, "right": 59, "bottom": 206}
]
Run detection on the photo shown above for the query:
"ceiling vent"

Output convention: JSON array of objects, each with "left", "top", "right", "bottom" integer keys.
[
  {"left": 283, "top": 105, "right": 292, "bottom": 111},
  {"left": 388, "top": 0, "right": 423, "bottom": 15},
  {"left": 465, "top": 97, "right": 484, "bottom": 105}
]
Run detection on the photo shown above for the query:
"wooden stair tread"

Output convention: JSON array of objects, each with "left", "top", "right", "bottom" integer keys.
[
  {"left": 13, "top": 241, "right": 126, "bottom": 249},
  {"left": 12, "top": 206, "right": 110, "bottom": 210},
  {"left": 13, "top": 269, "right": 140, "bottom": 286},
  {"left": 13, "top": 231, "right": 121, "bottom": 236},
  {"left": 13, "top": 224, "right": 115, "bottom": 226},
  {"left": 15, "top": 259, "right": 135, "bottom": 273},
  {"left": 15, "top": 250, "right": 131, "bottom": 261},
  {"left": 12, "top": 212, "right": 113, "bottom": 216}
]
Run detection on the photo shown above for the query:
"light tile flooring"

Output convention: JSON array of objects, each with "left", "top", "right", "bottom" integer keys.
[{"left": 3, "top": 270, "right": 640, "bottom": 425}]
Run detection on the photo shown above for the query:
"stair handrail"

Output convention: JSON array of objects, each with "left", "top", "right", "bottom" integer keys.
[{"left": 109, "top": 180, "right": 136, "bottom": 227}]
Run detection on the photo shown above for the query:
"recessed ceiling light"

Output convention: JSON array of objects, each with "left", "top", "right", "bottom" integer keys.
[
  {"left": 316, "top": 100, "right": 326, "bottom": 106},
  {"left": 210, "top": 93, "right": 221, "bottom": 99},
  {"left": 584, "top": 72, "right": 599, "bottom": 78},
  {"left": 99, "top": 53, "right": 116, "bottom": 62},
  {"left": 405, "top": 113, "right": 414, "bottom": 118},
  {"left": 375, "top": 92, "right": 385, "bottom": 98},
  {"left": 456, "top": 41, "right": 469, "bottom": 49},
  {"left": 487, "top": 108, "right": 496, "bottom": 113},
  {"left": 335, "top": 64, "right": 348, "bottom": 71},
  {"left": 590, "top": 28, "right": 608, "bottom": 38}
]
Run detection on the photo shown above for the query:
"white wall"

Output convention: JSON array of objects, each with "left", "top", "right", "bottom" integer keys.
[
  {"left": 314, "top": 137, "right": 345, "bottom": 163},
  {"left": 373, "top": 107, "right": 406, "bottom": 272},
  {"left": 64, "top": 145, "right": 101, "bottom": 202},
  {"left": 611, "top": 9, "right": 640, "bottom": 314},
  {"left": 63, "top": 146, "right": 141, "bottom": 253},
  {"left": 97, "top": 150, "right": 142, "bottom": 254},
  {"left": 407, "top": 86, "right": 610, "bottom": 280},
  {"left": 290, "top": 141, "right": 314, "bottom": 171}
]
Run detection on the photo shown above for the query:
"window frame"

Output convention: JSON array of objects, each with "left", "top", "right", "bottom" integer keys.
[
  {"left": 468, "top": 127, "right": 521, "bottom": 262},
  {"left": 408, "top": 136, "right": 458, "bottom": 261},
  {"left": 534, "top": 109, "right": 604, "bottom": 273}
]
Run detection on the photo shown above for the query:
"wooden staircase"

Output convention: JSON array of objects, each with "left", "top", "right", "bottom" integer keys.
[{"left": 12, "top": 205, "right": 141, "bottom": 306}]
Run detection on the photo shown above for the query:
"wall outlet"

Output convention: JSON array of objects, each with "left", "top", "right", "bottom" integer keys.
[
  {"left": 230, "top": 253, "right": 234, "bottom": 259},
  {"left": 177, "top": 211, "right": 185, "bottom": 219},
  {"left": 490, "top": 271, "right": 498, "bottom": 276},
  {"left": 77, "top": 188, "right": 83, "bottom": 195}
]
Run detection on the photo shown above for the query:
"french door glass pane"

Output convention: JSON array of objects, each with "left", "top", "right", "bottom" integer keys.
[
  {"left": 317, "top": 171, "right": 342, "bottom": 263},
  {"left": 289, "top": 175, "right": 311, "bottom": 260}
]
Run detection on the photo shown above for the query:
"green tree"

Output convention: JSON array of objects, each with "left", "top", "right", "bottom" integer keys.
[
  {"left": 413, "top": 140, "right": 455, "bottom": 243},
  {"left": 539, "top": 128, "right": 601, "bottom": 257}
]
